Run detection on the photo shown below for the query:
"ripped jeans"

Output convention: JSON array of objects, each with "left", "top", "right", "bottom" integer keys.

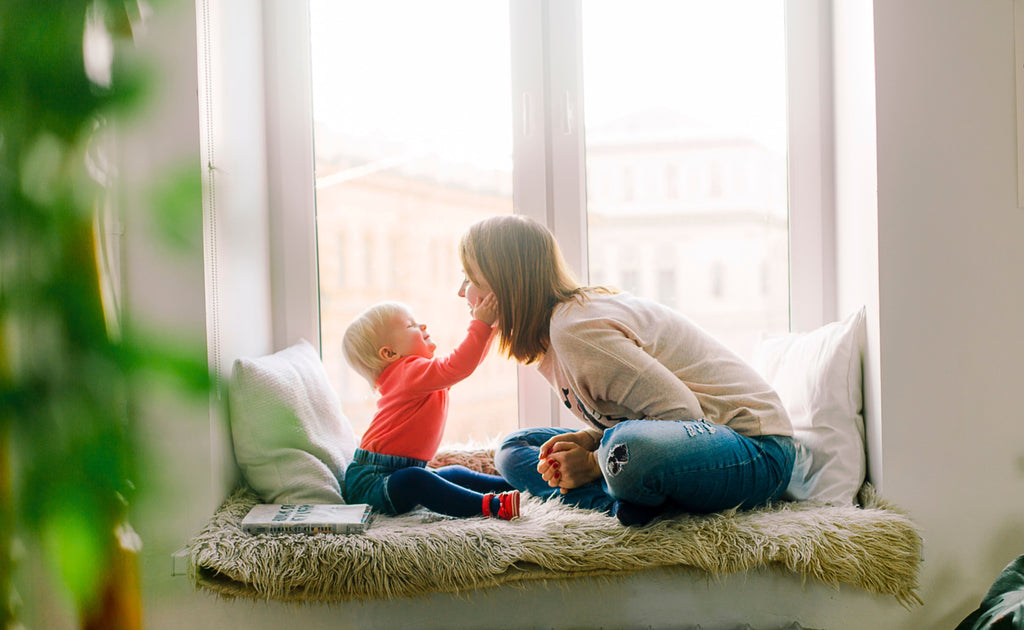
[{"left": 494, "top": 420, "right": 795, "bottom": 515}]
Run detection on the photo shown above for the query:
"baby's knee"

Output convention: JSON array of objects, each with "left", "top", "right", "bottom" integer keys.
[{"left": 387, "top": 465, "right": 432, "bottom": 488}]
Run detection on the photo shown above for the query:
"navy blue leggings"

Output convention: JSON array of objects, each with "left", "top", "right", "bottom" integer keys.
[{"left": 386, "top": 465, "right": 513, "bottom": 517}]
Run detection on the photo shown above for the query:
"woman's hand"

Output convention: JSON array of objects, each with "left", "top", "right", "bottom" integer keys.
[{"left": 537, "top": 430, "right": 602, "bottom": 493}]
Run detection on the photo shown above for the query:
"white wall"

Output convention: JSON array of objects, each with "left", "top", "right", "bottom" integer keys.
[
  {"left": 833, "top": 2, "right": 1024, "bottom": 626},
  {"left": 19, "top": 1, "right": 1018, "bottom": 628},
  {"left": 866, "top": 0, "right": 1024, "bottom": 627}
]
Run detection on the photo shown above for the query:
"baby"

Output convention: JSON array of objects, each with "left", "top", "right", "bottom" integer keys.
[{"left": 341, "top": 296, "right": 519, "bottom": 520}]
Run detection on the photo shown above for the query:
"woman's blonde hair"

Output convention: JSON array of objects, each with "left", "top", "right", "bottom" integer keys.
[
  {"left": 459, "top": 215, "right": 587, "bottom": 364},
  {"left": 342, "top": 301, "right": 410, "bottom": 388}
]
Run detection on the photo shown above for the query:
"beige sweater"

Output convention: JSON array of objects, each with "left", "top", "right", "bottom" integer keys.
[{"left": 536, "top": 292, "right": 792, "bottom": 438}]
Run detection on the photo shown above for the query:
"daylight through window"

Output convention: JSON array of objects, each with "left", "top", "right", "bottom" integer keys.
[{"left": 309, "top": 0, "right": 789, "bottom": 442}]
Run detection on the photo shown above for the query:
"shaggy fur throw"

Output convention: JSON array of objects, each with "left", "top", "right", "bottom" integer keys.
[{"left": 187, "top": 448, "right": 923, "bottom": 607}]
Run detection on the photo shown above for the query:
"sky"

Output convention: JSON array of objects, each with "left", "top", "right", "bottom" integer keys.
[{"left": 308, "top": 0, "right": 788, "bottom": 164}]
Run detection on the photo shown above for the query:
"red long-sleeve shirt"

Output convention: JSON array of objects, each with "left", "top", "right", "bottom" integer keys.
[{"left": 358, "top": 319, "right": 494, "bottom": 461}]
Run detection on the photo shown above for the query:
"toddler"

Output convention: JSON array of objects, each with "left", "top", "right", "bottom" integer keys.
[{"left": 341, "top": 296, "right": 519, "bottom": 520}]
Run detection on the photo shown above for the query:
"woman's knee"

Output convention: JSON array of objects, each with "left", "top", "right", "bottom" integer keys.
[
  {"left": 493, "top": 429, "right": 535, "bottom": 478},
  {"left": 497, "top": 428, "right": 539, "bottom": 451},
  {"left": 498, "top": 427, "right": 568, "bottom": 450},
  {"left": 597, "top": 421, "right": 661, "bottom": 468},
  {"left": 494, "top": 427, "right": 568, "bottom": 477},
  {"left": 596, "top": 422, "right": 661, "bottom": 500}
]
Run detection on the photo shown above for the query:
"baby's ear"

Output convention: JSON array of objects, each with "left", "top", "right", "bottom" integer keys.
[{"left": 378, "top": 346, "right": 399, "bottom": 362}]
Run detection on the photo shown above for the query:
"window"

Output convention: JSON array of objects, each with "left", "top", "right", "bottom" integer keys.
[
  {"left": 658, "top": 268, "right": 677, "bottom": 310},
  {"left": 268, "top": 0, "right": 835, "bottom": 437},
  {"left": 665, "top": 164, "right": 679, "bottom": 200},
  {"left": 580, "top": 0, "right": 789, "bottom": 359},
  {"left": 710, "top": 261, "right": 726, "bottom": 299},
  {"left": 621, "top": 165, "right": 636, "bottom": 203},
  {"left": 309, "top": 0, "right": 518, "bottom": 443}
]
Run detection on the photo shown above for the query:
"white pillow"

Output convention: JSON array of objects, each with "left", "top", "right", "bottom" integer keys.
[
  {"left": 752, "top": 307, "right": 867, "bottom": 505},
  {"left": 227, "top": 340, "right": 358, "bottom": 504}
]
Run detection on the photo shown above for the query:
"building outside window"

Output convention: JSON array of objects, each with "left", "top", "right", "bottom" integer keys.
[{"left": 309, "top": 0, "right": 789, "bottom": 442}]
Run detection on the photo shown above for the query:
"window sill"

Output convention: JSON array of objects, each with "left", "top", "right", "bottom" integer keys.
[{"left": 184, "top": 482, "right": 922, "bottom": 608}]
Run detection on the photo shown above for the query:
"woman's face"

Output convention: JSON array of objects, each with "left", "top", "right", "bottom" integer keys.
[{"left": 458, "top": 257, "right": 492, "bottom": 307}]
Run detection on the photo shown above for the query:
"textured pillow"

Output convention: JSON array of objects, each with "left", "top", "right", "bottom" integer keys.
[
  {"left": 227, "top": 340, "right": 358, "bottom": 504},
  {"left": 752, "top": 307, "right": 867, "bottom": 505}
]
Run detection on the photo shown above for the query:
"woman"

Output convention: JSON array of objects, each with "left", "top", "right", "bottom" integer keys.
[{"left": 457, "top": 215, "right": 795, "bottom": 526}]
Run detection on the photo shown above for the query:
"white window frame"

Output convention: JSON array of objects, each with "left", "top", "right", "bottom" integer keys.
[
  {"left": 260, "top": 0, "right": 836, "bottom": 430},
  {"left": 785, "top": 0, "right": 838, "bottom": 331},
  {"left": 263, "top": 0, "right": 321, "bottom": 351}
]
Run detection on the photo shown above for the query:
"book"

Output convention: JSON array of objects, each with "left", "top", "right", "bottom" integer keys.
[{"left": 241, "top": 503, "right": 373, "bottom": 535}]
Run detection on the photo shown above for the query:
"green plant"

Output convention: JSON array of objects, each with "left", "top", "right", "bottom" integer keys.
[
  {"left": 956, "top": 555, "right": 1024, "bottom": 630},
  {"left": 0, "top": 0, "right": 208, "bottom": 625}
]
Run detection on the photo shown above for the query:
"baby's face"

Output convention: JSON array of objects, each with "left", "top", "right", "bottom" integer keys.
[{"left": 384, "top": 309, "right": 436, "bottom": 360}]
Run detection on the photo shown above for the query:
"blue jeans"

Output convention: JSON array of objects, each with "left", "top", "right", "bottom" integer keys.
[
  {"left": 344, "top": 448, "right": 512, "bottom": 516},
  {"left": 494, "top": 420, "right": 795, "bottom": 515}
]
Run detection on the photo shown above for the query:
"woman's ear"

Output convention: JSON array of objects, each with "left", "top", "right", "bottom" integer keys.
[{"left": 378, "top": 346, "right": 399, "bottom": 362}]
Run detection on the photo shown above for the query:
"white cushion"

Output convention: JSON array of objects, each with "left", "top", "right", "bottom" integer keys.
[
  {"left": 752, "top": 307, "right": 867, "bottom": 505},
  {"left": 227, "top": 340, "right": 358, "bottom": 504}
]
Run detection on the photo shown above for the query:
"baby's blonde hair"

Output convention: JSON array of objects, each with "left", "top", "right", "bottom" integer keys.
[{"left": 342, "top": 301, "right": 410, "bottom": 388}]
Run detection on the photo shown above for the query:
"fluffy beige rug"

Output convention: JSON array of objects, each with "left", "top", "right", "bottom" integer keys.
[{"left": 188, "top": 447, "right": 923, "bottom": 608}]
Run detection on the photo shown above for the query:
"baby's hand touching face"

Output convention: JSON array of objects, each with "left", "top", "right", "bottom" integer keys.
[{"left": 471, "top": 293, "right": 499, "bottom": 327}]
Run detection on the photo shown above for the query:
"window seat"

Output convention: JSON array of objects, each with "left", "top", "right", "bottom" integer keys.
[{"left": 185, "top": 449, "right": 923, "bottom": 608}]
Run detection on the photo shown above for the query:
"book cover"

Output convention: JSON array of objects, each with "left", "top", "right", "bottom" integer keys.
[{"left": 241, "top": 503, "right": 373, "bottom": 535}]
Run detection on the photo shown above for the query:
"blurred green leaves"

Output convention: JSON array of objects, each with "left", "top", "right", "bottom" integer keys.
[
  {"left": 1, "top": 0, "right": 209, "bottom": 622},
  {"left": 0, "top": 0, "right": 151, "bottom": 143},
  {"left": 150, "top": 166, "right": 204, "bottom": 252}
]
